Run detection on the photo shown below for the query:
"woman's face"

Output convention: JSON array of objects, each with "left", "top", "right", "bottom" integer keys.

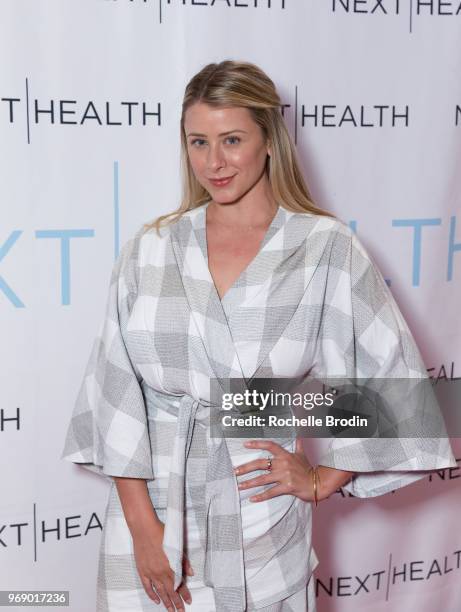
[{"left": 184, "top": 102, "right": 271, "bottom": 204}]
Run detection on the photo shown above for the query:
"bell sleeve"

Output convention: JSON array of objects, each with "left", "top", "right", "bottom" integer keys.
[
  {"left": 61, "top": 228, "right": 154, "bottom": 480},
  {"left": 316, "top": 227, "right": 457, "bottom": 498}
]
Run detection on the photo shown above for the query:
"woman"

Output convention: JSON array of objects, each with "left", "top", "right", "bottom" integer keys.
[{"left": 62, "top": 60, "right": 456, "bottom": 612}]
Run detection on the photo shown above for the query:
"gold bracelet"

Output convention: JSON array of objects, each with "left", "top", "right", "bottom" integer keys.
[
  {"left": 316, "top": 466, "right": 321, "bottom": 505},
  {"left": 311, "top": 465, "right": 319, "bottom": 507}
]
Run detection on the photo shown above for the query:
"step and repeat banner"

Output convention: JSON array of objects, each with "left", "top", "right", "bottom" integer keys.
[{"left": 1, "top": 1, "right": 460, "bottom": 611}]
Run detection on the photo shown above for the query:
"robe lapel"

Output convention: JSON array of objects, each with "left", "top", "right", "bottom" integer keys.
[
  {"left": 170, "top": 201, "right": 333, "bottom": 385},
  {"left": 169, "top": 203, "right": 248, "bottom": 393},
  {"left": 218, "top": 208, "right": 330, "bottom": 380}
]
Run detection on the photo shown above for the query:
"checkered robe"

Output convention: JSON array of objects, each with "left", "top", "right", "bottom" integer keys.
[{"left": 61, "top": 201, "right": 456, "bottom": 612}]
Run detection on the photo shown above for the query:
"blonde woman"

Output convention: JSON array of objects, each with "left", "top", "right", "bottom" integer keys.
[{"left": 62, "top": 60, "right": 456, "bottom": 611}]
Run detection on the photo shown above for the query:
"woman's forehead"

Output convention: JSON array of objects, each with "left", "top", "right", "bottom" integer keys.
[{"left": 184, "top": 103, "right": 254, "bottom": 132}]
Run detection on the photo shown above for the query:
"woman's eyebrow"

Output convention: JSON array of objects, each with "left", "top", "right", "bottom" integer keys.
[{"left": 186, "top": 129, "right": 247, "bottom": 137}]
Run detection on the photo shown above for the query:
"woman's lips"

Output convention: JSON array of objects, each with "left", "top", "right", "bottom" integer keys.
[{"left": 209, "top": 175, "right": 235, "bottom": 187}]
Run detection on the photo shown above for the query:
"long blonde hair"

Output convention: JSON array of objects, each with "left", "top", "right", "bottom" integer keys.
[{"left": 143, "top": 60, "right": 335, "bottom": 235}]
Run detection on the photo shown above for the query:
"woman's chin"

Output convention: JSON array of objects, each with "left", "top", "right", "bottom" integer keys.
[{"left": 209, "top": 192, "right": 241, "bottom": 205}]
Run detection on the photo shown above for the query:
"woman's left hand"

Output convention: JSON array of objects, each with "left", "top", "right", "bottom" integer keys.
[{"left": 233, "top": 438, "right": 314, "bottom": 502}]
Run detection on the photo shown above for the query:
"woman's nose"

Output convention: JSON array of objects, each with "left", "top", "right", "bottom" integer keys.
[{"left": 207, "top": 144, "right": 226, "bottom": 170}]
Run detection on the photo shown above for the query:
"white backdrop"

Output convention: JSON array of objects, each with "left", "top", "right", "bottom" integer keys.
[{"left": 1, "top": 1, "right": 460, "bottom": 611}]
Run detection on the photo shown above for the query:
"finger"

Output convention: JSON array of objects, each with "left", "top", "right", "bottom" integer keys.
[
  {"left": 235, "top": 450, "right": 299, "bottom": 476},
  {"left": 249, "top": 483, "right": 287, "bottom": 502},
  {"left": 178, "top": 582, "right": 192, "bottom": 606},
  {"left": 169, "top": 588, "right": 187, "bottom": 612},
  {"left": 153, "top": 581, "right": 175, "bottom": 612},
  {"left": 243, "top": 439, "right": 288, "bottom": 455},
  {"left": 234, "top": 457, "right": 275, "bottom": 476},
  {"left": 238, "top": 473, "right": 277, "bottom": 490},
  {"left": 160, "top": 574, "right": 185, "bottom": 612},
  {"left": 183, "top": 555, "right": 194, "bottom": 577},
  {"left": 140, "top": 576, "right": 160, "bottom": 604}
]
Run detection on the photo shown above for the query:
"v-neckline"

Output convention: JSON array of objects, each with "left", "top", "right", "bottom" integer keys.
[
  {"left": 202, "top": 200, "right": 285, "bottom": 304},
  {"left": 169, "top": 201, "right": 322, "bottom": 383}
]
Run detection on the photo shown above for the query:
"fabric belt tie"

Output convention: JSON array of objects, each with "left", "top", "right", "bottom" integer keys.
[{"left": 142, "top": 383, "right": 247, "bottom": 612}]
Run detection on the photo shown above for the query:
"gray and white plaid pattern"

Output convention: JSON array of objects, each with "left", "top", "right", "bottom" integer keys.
[
  {"left": 141, "top": 383, "right": 246, "bottom": 610},
  {"left": 62, "top": 201, "right": 456, "bottom": 611}
]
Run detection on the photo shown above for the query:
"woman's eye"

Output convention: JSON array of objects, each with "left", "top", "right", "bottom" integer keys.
[{"left": 190, "top": 136, "right": 240, "bottom": 147}]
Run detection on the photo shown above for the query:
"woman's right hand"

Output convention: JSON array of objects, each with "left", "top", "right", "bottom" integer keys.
[{"left": 132, "top": 519, "right": 193, "bottom": 610}]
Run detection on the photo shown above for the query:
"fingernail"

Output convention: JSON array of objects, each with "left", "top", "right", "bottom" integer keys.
[
  {"left": 244, "top": 441, "right": 253, "bottom": 446},
  {"left": 234, "top": 467, "right": 240, "bottom": 474}
]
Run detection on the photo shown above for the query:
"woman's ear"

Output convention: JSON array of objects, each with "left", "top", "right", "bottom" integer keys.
[{"left": 266, "top": 139, "right": 272, "bottom": 158}]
